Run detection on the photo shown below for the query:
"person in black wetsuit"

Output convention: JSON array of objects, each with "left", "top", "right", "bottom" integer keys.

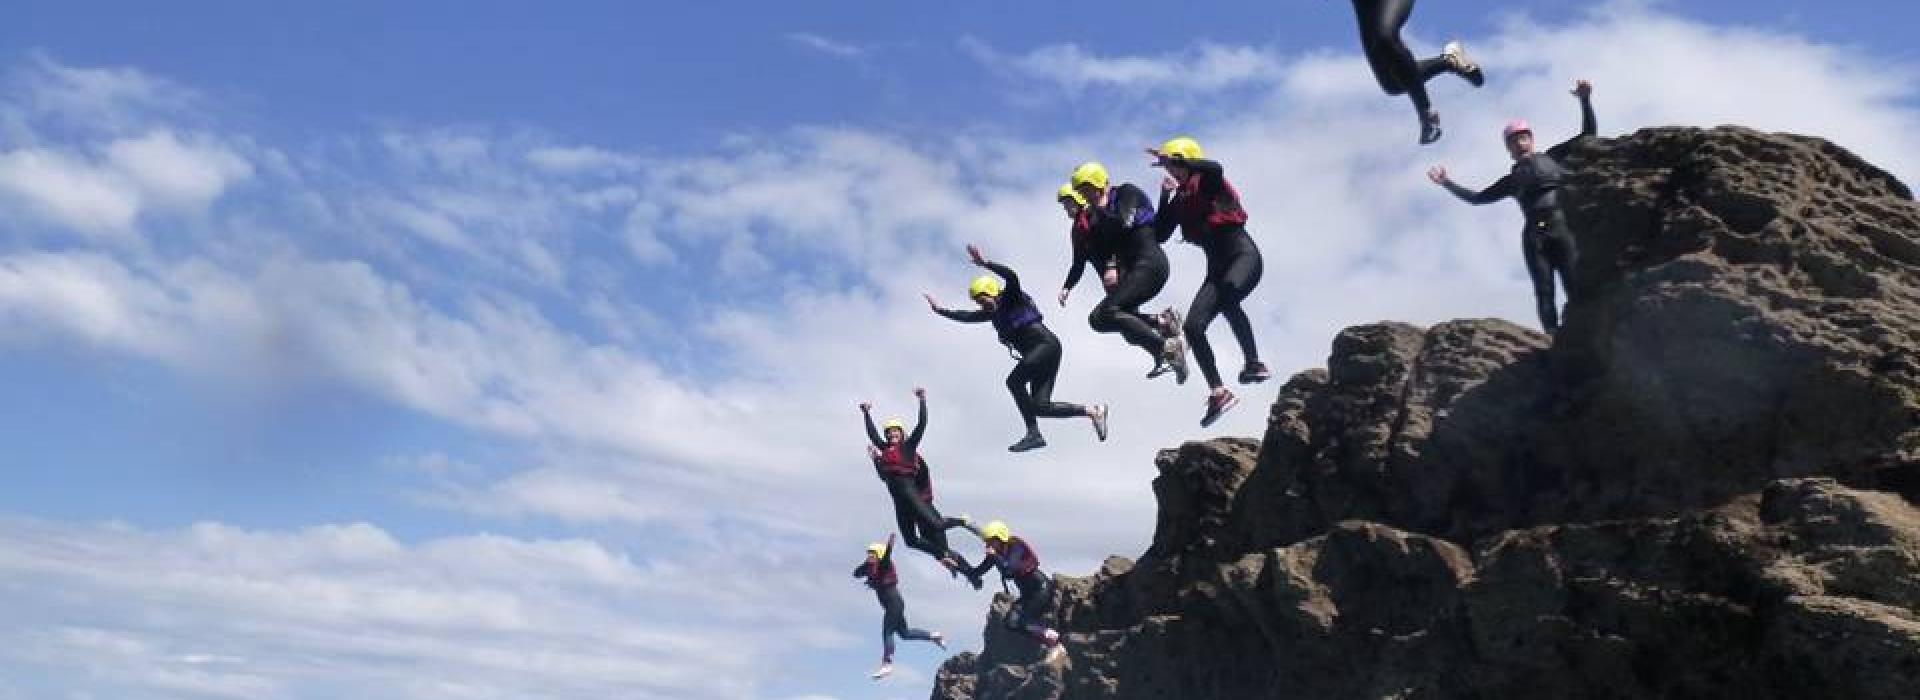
[
  {"left": 853, "top": 536, "right": 948, "bottom": 680},
  {"left": 1148, "top": 137, "right": 1271, "bottom": 428},
  {"left": 1057, "top": 162, "right": 1190, "bottom": 383},
  {"left": 1428, "top": 79, "right": 1597, "bottom": 334},
  {"left": 1349, "top": 0, "right": 1486, "bottom": 144},
  {"left": 962, "top": 520, "right": 1065, "bottom": 663},
  {"left": 860, "top": 388, "right": 981, "bottom": 588},
  {"left": 927, "top": 244, "right": 1110, "bottom": 452}
]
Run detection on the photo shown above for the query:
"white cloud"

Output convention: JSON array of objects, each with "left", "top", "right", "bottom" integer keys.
[
  {"left": 0, "top": 517, "right": 815, "bottom": 700},
  {"left": 1, "top": 5, "right": 1918, "bottom": 698},
  {"left": 0, "top": 148, "right": 142, "bottom": 234},
  {"left": 106, "top": 129, "right": 253, "bottom": 209}
]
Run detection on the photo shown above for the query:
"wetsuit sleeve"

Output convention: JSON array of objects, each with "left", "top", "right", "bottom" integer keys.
[
  {"left": 935, "top": 307, "right": 992, "bottom": 323},
  {"left": 1153, "top": 189, "right": 1178, "bottom": 243},
  {"left": 966, "top": 552, "right": 998, "bottom": 580},
  {"left": 862, "top": 411, "right": 886, "bottom": 448},
  {"left": 983, "top": 261, "right": 1023, "bottom": 300},
  {"left": 906, "top": 396, "right": 927, "bottom": 450},
  {"left": 1063, "top": 233, "right": 1091, "bottom": 290},
  {"left": 853, "top": 562, "right": 869, "bottom": 579},
  {"left": 1445, "top": 175, "right": 1515, "bottom": 205}
]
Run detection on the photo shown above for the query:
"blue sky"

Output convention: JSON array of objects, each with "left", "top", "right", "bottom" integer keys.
[{"left": 1, "top": 2, "right": 1916, "bottom": 699}]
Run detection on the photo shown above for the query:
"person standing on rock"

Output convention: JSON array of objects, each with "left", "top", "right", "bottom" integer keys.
[
  {"left": 1148, "top": 137, "right": 1272, "bottom": 428},
  {"left": 963, "top": 520, "right": 1067, "bottom": 664},
  {"left": 927, "top": 244, "right": 1111, "bottom": 452},
  {"left": 1348, "top": 0, "right": 1486, "bottom": 144},
  {"left": 861, "top": 388, "right": 982, "bottom": 589},
  {"left": 1428, "top": 79, "right": 1598, "bottom": 334},
  {"left": 853, "top": 535, "right": 949, "bottom": 680},
  {"left": 1056, "top": 162, "right": 1191, "bottom": 384}
]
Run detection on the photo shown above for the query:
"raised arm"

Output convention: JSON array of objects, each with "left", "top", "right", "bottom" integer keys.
[
  {"left": 982, "top": 260, "right": 1022, "bottom": 301},
  {"left": 928, "top": 292, "right": 992, "bottom": 323},
  {"left": 906, "top": 391, "right": 927, "bottom": 449},
  {"left": 860, "top": 404, "right": 885, "bottom": 447}
]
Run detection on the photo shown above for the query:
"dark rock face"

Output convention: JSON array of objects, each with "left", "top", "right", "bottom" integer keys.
[{"left": 931, "top": 127, "right": 1920, "bottom": 700}]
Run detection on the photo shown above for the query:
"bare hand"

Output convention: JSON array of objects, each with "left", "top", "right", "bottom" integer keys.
[
  {"left": 913, "top": 387, "right": 926, "bottom": 399},
  {"left": 868, "top": 445, "right": 882, "bottom": 460},
  {"left": 860, "top": 402, "right": 872, "bottom": 413},
  {"left": 1426, "top": 165, "right": 1449, "bottom": 186},
  {"left": 923, "top": 293, "right": 940, "bottom": 312},
  {"left": 1102, "top": 268, "right": 1119, "bottom": 288},
  {"left": 966, "top": 244, "right": 987, "bottom": 267},
  {"left": 1572, "top": 79, "right": 1592, "bottom": 99},
  {"left": 1057, "top": 288, "right": 1070, "bottom": 307},
  {"left": 1161, "top": 174, "right": 1180, "bottom": 194}
]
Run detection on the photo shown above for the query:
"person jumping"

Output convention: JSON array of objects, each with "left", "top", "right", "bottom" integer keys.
[{"left": 853, "top": 535, "right": 949, "bottom": 680}]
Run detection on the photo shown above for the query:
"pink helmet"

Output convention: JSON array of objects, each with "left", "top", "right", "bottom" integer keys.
[{"left": 1503, "top": 119, "right": 1532, "bottom": 138}]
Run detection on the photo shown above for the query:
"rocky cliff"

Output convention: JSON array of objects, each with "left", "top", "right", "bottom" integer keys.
[{"left": 933, "top": 127, "right": 1920, "bottom": 700}]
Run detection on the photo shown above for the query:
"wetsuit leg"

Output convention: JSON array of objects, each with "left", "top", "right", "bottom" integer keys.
[
  {"left": 1087, "top": 258, "right": 1169, "bottom": 359},
  {"left": 1183, "top": 244, "right": 1264, "bottom": 388},
  {"left": 887, "top": 477, "right": 953, "bottom": 561},
  {"left": 1353, "top": 0, "right": 1429, "bottom": 114},
  {"left": 1022, "top": 331, "right": 1085, "bottom": 419},
  {"left": 1543, "top": 210, "right": 1579, "bottom": 305},
  {"left": 1522, "top": 218, "right": 1562, "bottom": 333},
  {"left": 879, "top": 587, "right": 906, "bottom": 659}
]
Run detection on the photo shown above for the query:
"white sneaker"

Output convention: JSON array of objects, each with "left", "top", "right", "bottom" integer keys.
[
  {"left": 1089, "top": 404, "right": 1110, "bottom": 442},
  {"left": 870, "top": 662, "right": 894, "bottom": 680},
  {"left": 1441, "top": 40, "right": 1484, "bottom": 87},
  {"left": 932, "top": 631, "right": 948, "bottom": 650}
]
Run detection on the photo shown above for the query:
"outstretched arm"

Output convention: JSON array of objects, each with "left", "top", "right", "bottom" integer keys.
[
  {"left": 928, "top": 293, "right": 992, "bottom": 323},
  {"left": 1432, "top": 168, "right": 1515, "bottom": 206},
  {"left": 965, "top": 551, "right": 997, "bottom": 581}
]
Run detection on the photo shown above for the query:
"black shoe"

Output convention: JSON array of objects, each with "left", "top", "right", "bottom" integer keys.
[
  {"left": 1420, "top": 111, "right": 1443, "bottom": 145},
  {"left": 1200, "top": 390, "right": 1240, "bottom": 428},
  {"left": 1238, "top": 361, "right": 1272, "bottom": 385},
  {"left": 967, "top": 573, "right": 984, "bottom": 591},
  {"left": 1008, "top": 433, "right": 1047, "bottom": 452}
]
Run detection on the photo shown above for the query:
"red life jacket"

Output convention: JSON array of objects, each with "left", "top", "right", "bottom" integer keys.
[
  {"left": 1175, "top": 173, "right": 1249, "bottom": 239},
  {"left": 863, "top": 557, "right": 898, "bottom": 590},
  {"left": 875, "top": 444, "right": 919, "bottom": 479},
  {"left": 999, "top": 536, "right": 1041, "bottom": 578}
]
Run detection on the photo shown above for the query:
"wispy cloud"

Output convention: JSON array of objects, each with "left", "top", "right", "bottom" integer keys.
[
  {"left": 961, "top": 37, "right": 1286, "bottom": 93},
  {"left": 787, "top": 32, "right": 867, "bottom": 59}
]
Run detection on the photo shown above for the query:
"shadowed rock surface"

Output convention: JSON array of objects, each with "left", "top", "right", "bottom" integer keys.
[{"left": 932, "top": 127, "right": 1920, "bottom": 700}]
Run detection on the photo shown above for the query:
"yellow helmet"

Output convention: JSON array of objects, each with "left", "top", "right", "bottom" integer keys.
[
  {"left": 867, "top": 542, "right": 888, "bottom": 557},
  {"left": 1057, "top": 183, "right": 1086, "bottom": 208},
  {"left": 1069, "top": 162, "right": 1109, "bottom": 191},
  {"left": 1159, "top": 136, "right": 1204, "bottom": 161},
  {"left": 882, "top": 418, "right": 906, "bottom": 432},
  {"left": 981, "top": 520, "right": 1011, "bottom": 542},
  {"left": 969, "top": 275, "right": 1003, "bottom": 298}
]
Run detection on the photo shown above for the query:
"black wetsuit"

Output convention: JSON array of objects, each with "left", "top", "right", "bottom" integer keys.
[
  {"left": 852, "top": 549, "right": 935, "bottom": 660},
  {"left": 1442, "top": 95, "right": 1598, "bottom": 333},
  {"left": 966, "top": 536, "right": 1055, "bottom": 638},
  {"left": 937, "top": 262, "right": 1088, "bottom": 434},
  {"left": 1068, "top": 184, "right": 1169, "bottom": 360},
  {"left": 1351, "top": 0, "right": 1455, "bottom": 115},
  {"left": 864, "top": 402, "right": 970, "bottom": 570},
  {"left": 1156, "top": 159, "right": 1264, "bottom": 388}
]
